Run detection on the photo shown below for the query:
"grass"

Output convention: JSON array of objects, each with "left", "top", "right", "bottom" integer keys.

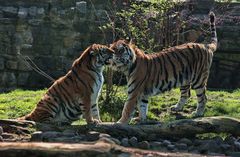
[{"left": 0, "top": 87, "right": 239, "bottom": 124}]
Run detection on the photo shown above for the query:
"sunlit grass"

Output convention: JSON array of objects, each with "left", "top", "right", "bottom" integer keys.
[{"left": 0, "top": 87, "right": 239, "bottom": 124}]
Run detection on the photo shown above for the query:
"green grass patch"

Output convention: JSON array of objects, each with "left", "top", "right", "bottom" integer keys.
[
  {"left": 0, "top": 87, "right": 239, "bottom": 124},
  {"left": 0, "top": 89, "right": 45, "bottom": 119}
]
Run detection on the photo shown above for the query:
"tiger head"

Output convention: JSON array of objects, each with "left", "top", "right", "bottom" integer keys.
[
  {"left": 110, "top": 40, "right": 136, "bottom": 72},
  {"left": 81, "top": 44, "right": 114, "bottom": 68}
]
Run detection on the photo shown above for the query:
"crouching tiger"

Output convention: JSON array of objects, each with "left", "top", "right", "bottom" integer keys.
[
  {"left": 110, "top": 12, "right": 217, "bottom": 124},
  {"left": 18, "top": 44, "right": 114, "bottom": 125}
]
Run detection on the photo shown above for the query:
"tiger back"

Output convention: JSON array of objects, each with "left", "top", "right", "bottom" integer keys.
[
  {"left": 18, "top": 44, "right": 114, "bottom": 124},
  {"left": 110, "top": 12, "right": 217, "bottom": 124}
]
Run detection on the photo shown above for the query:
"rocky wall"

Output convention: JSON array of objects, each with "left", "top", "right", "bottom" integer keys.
[
  {"left": 0, "top": 0, "right": 239, "bottom": 91},
  {"left": 0, "top": 0, "right": 118, "bottom": 92}
]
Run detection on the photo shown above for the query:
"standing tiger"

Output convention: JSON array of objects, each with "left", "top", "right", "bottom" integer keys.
[
  {"left": 110, "top": 12, "right": 217, "bottom": 124},
  {"left": 18, "top": 44, "right": 114, "bottom": 124}
]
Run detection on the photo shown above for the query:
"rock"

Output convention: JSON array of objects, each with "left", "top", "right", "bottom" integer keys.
[
  {"left": 225, "top": 136, "right": 236, "bottom": 145},
  {"left": 109, "top": 137, "right": 121, "bottom": 145},
  {"left": 167, "top": 144, "right": 175, "bottom": 151},
  {"left": 99, "top": 133, "right": 111, "bottom": 138},
  {"left": 188, "top": 146, "right": 196, "bottom": 152},
  {"left": 220, "top": 144, "right": 231, "bottom": 150},
  {"left": 37, "top": 8, "right": 45, "bottom": 17},
  {"left": 99, "top": 137, "right": 116, "bottom": 145},
  {"left": 197, "top": 140, "right": 221, "bottom": 154},
  {"left": 212, "top": 136, "right": 224, "bottom": 145},
  {"left": 162, "top": 140, "right": 171, "bottom": 146},
  {"left": 62, "top": 132, "right": 76, "bottom": 137},
  {"left": 42, "top": 131, "right": 62, "bottom": 140},
  {"left": 227, "top": 152, "right": 240, "bottom": 157},
  {"left": 150, "top": 141, "right": 162, "bottom": 148},
  {"left": 176, "top": 143, "right": 188, "bottom": 150},
  {"left": 0, "top": 58, "right": 4, "bottom": 70},
  {"left": 234, "top": 141, "right": 240, "bottom": 151},
  {"left": 18, "top": 7, "right": 28, "bottom": 19},
  {"left": 138, "top": 141, "right": 150, "bottom": 149},
  {"left": 0, "top": 136, "right": 3, "bottom": 142},
  {"left": 121, "top": 138, "right": 129, "bottom": 147},
  {"left": 1, "top": 72, "right": 16, "bottom": 87},
  {"left": 129, "top": 137, "right": 138, "bottom": 147},
  {"left": 193, "top": 139, "right": 203, "bottom": 146},
  {"left": 18, "top": 60, "right": 32, "bottom": 71},
  {"left": 6, "top": 61, "right": 18, "bottom": 70},
  {"left": 76, "top": 1, "right": 87, "bottom": 14},
  {"left": 17, "top": 73, "right": 29, "bottom": 86},
  {"left": 178, "top": 138, "right": 192, "bottom": 146},
  {"left": 0, "top": 126, "right": 3, "bottom": 135},
  {"left": 86, "top": 131, "right": 100, "bottom": 141},
  {"left": 48, "top": 136, "right": 84, "bottom": 143},
  {"left": 1, "top": 133, "right": 15, "bottom": 139},
  {"left": 2, "top": 7, "right": 18, "bottom": 17},
  {"left": 148, "top": 134, "right": 157, "bottom": 141},
  {"left": 31, "top": 131, "right": 43, "bottom": 141},
  {"left": 29, "top": 7, "right": 37, "bottom": 17},
  {"left": 62, "top": 129, "right": 76, "bottom": 135},
  {"left": 207, "top": 152, "right": 225, "bottom": 156}
]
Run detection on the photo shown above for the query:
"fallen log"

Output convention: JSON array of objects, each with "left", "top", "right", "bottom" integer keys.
[
  {"left": 0, "top": 141, "right": 204, "bottom": 157},
  {"left": 83, "top": 116, "right": 240, "bottom": 139},
  {"left": 1, "top": 116, "right": 240, "bottom": 140}
]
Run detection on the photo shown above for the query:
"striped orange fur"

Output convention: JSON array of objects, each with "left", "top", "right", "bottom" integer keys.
[
  {"left": 110, "top": 12, "right": 217, "bottom": 124},
  {"left": 18, "top": 44, "right": 114, "bottom": 125}
]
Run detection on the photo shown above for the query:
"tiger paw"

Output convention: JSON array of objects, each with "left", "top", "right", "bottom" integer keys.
[
  {"left": 88, "top": 119, "right": 101, "bottom": 125},
  {"left": 170, "top": 105, "right": 183, "bottom": 112},
  {"left": 116, "top": 118, "right": 129, "bottom": 124},
  {"left": 192, "top": 111, "right": 204, "bottom": 118},
  {"left": 130, "top": 117, "right": 140, "bottom": 124}
]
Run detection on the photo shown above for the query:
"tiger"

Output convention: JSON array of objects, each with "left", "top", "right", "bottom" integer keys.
[
  {"left": 18, "top": 44, "right": 114, "bottom": 125},
  {"left": 110, "top": 12, "right": 217, "bottom": 124}
]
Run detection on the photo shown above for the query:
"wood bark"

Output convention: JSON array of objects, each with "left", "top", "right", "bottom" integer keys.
[
  {"left": 1, "top": 116, "right": 240, "bottom": 139},
  {"left": 0, "top": 141, "right": 204, "bottom": 157}
]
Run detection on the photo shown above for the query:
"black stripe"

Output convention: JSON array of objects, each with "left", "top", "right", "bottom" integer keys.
[
  {"left": 44, "top": 100, "right": 58, "bottom": 113},
  {"left": 91, "top": 104, "right": 97, "bottom": 109},
  {"left": 142, "top": 99, "right": 148, "bottom": 103},
  {"left": 197, "top": 93, "right": 204, "bottom": 97},
  {"left": 159, "top": 80, "right": 165, "bottom": 91},
  {"left": 58, "top": 85, "right": 73, "bottom": 109},
  {"left": 167, "top": 81, "right": 172, "bottom": 91},
  {"left": 72, "top": 69, "right": 93, "bottom": 93},
  {"left": 72, "top": 68, "right": 88, "bottom": 90},
  {"left": 128, "top": 76, "right": 137, "bottom": 88},
  {"left": 162, "top": 54, "right": 168, "bottom": 81},
  {"left": 165, "top": 53, "right": 178, "bottom": 81},
  {"left": 129, "top": 61, "right": 137, "bottom": 75}
]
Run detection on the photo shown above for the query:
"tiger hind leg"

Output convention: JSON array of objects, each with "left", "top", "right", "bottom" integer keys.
[
  {"left": 171, "top": 85, "right": 191, "bottom": 112},
  {"left": 136, "top": 96, "right": 149, "bottom": 123},
  {"left": 192, "top": 86, "right": 207, "bottom": 117}
]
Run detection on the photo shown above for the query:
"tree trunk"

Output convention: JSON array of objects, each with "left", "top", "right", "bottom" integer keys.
[
  {"left": 0, "top": 141, "right": 203, "bottom": 157},
  {"left": 1, "top": 116, "right": 240, "bottom": 140}
]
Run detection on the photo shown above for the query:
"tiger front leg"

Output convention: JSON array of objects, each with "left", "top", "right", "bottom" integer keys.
[
  {"left": 82, "top": 102, "right": 100, "bottom": 125},
  {"left": 91, "top": 103, "right": 102, "bottom": 123},
  {"left": 117, "top": 96, "right": 138, "bottom": 124}
]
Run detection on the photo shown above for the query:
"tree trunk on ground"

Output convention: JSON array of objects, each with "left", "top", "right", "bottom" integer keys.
[
  {"left": 1, "top": 116, "right": 239, "bottom": 139},
  {"left": 0, "top": 141, "right": 203, "bottom": 157},
  {"left": 1, "top": 116, "right": 239, "bottom": 156}
]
